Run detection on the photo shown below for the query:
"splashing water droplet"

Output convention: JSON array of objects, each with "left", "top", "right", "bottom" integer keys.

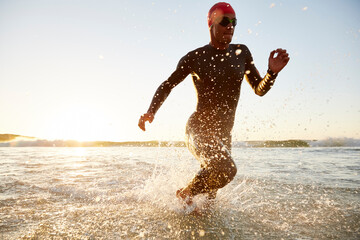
[
  {"left": 302, "top": 6, "right": 308, "bottom": 11},
  {"left": 245, "top": 70, "right": 251, "bottom": 74},
  {"left": 235, "top": 49, "right": 242, "bottom": 55},
  {"left": 199, "top": 229, "right": 205, "bottom": 237}
]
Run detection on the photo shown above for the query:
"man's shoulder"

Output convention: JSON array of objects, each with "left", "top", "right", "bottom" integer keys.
[
  {"left": 229, "top": 44, "right": 252, "bottom": 57},
  {"left": 186, "top": 45, "right": 210, "bottom": 56},
  {"left": 229, "top": 43, "right": 249, "bottom": 51},
  {"left": 178, "top": 45, "right": 210, "bottom": 63}
]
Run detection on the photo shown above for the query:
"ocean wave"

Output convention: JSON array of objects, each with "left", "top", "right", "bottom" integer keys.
[{"left": 308, "top": 138, "right": 360, "bottom": 147}]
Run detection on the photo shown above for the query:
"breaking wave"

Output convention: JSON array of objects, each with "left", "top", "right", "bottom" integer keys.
[{"left": 308, "top": 138, "right": 360, "bottom": 147}]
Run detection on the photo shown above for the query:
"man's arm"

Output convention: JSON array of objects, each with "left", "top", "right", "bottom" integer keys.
[
  {"left": 138, "top": 55, "right": 192, "bottom": 131},
  {"left": 245, "top": 48, "right": 290, "bottom": 96}
]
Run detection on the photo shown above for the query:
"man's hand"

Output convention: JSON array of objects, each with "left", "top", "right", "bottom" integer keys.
[
  {"left": 269, "top": 48, "right": 290, "bottom": 73},
  {"left": 138, "top": 112, "right": 154, "bottom": 131}
]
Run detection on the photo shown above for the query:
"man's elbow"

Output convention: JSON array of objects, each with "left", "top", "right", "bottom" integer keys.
[{"left": 255, "top": 89, "right": 266, "bottom": 97}]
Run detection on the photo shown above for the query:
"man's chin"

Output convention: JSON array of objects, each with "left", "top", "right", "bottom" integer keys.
[{"left": 222, "top": 36, "right": 233, "bottom": 44}]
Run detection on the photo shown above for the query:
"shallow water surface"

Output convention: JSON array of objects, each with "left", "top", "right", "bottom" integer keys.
[{"left": 0, "top": 147, "right": 359, "bottom": 239}]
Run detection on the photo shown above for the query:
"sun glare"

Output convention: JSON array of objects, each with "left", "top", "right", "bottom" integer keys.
[
  {"left": 71, "top": 147, "right": 87, "bottom": 157},
  {"left": 46, "top": 105, "right": 110, "bottom": 142}
]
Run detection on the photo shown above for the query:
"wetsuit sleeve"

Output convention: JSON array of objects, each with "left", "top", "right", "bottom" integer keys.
[
  {"left": 147, "top": 55, "right": 192, "bottom": 115},
  {"left": 244, "top": 47, "right": 278, "bottom": 96}
]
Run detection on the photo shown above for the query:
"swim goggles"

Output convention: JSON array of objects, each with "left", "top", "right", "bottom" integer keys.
[{"left": 219, "top": 17, "right": 237, "bottom": 27}]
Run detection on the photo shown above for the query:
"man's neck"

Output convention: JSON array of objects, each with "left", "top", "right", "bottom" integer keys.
[{"left": 210, "top": 41, "right": 229, "bottom": 50}]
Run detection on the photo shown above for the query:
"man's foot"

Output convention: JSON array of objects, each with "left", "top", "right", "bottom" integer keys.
[
  {"left": 176, "top": 187, "right": 203, "bottom": 215},
  {"left": 176, "top": 188, "right": 214, "bottom": 216},
  {"left": 176, "top": 188, "right": 193, "bottom": 206}
]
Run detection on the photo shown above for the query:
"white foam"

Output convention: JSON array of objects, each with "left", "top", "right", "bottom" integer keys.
[
  {"left": 308, "top": 138, "right": 360, "bottom": 147},
  {"left": 133, "top": 149, "right": 197, "bottom": 212}
]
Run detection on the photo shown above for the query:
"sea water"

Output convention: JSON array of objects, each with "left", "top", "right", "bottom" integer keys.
[{"left": 0, "top": 146, "right": 359, "bottom": 239}]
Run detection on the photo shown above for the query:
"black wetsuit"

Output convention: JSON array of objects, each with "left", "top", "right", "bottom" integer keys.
[{"left": 147, "top": 44, "right": 277, "bottom": 196}]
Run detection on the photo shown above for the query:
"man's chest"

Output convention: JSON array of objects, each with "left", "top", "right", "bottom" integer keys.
[{"left": 191, "top": 53, "right": 246, "bottom": 87}]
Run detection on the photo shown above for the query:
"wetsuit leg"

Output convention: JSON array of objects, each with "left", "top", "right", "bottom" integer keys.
[{"left": 185, "top": 125, "right": 237, "bottom": 197}]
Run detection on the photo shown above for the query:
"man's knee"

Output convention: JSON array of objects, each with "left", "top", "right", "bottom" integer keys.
[
  {"left": 211, "top": 159, "right": 237, "bottom": 188},
  {"left": 224, "top": 160, "right": 237, "bottom": 183}
]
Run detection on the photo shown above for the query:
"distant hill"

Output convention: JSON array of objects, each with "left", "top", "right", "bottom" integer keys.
[
  {"left": 244, "top": 140, "right": 310, "bottom": 148},
  {"left": 0, "top": 134, "right": 35, "bottom": 142},
  {"left": 0, "top": 134, "right": 310, "bottom": 148},
  {"left": 0, "top": 134, "right": 186, "bottom": 147},
  {"left": 2, "top": 134, "right": 359, "bottom": 148}
]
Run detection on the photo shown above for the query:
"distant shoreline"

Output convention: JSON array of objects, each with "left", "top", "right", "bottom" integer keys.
[
  {"left": 1, "top": 134, "right": 359, "bottom": 148},
  {"left": 0, "top": 134, "right": 311, "bottom": 148},
  {"left": 0, "top": 139, "right": 310, "bottom": 148}
]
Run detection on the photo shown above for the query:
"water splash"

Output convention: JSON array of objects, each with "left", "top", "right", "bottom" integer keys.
[{"left": 0, "top": 147, "right": 359, "bottom": 239}]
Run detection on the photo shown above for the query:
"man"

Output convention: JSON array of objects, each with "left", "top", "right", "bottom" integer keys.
[{"left": 138, "top": 2, "right": 289, "bottom": 208}]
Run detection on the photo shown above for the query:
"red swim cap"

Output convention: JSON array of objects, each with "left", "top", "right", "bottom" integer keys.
[{"left": 207, "top": 2, "right": 236, "bottom": 27}]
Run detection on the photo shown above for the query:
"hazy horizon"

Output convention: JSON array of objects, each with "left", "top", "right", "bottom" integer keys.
[{"left": 1, "top": 133, "right": 360, "bottom": 144}]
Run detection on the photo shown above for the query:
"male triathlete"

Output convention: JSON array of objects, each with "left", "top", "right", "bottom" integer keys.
[{"left": 138, "top": 2, "right": 290, "bottom": 208}]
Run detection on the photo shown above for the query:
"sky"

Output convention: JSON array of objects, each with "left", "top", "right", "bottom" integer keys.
[{"left": 0, "top": 0, "right": 359, "bottom": 142}]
